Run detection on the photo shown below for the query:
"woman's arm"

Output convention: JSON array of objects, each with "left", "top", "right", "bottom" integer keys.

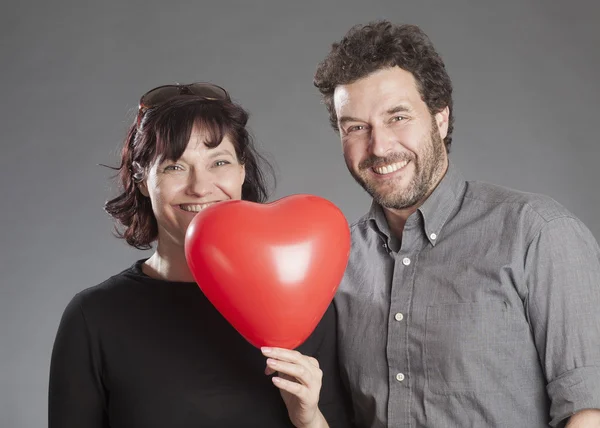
[{"left": 49, "top": 294, "right": 108, "bottom": 428}]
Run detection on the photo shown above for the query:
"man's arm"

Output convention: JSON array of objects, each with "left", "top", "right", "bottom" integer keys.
[
  {"left": 566, "top": 409, "right": 600, "bottom": 427},
  {"left": 524, "top": 215, "right": 600, "bottom": 427}
]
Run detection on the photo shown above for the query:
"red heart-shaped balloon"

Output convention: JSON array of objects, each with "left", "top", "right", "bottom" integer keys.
[{"left": 184, "top": 194, "right": 350, "bottom": 349}]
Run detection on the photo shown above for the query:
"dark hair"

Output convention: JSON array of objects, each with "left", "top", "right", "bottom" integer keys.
[
  {"left": 314, "top": 21, "right": 454, "bottom": 151},
  {"left": 104, "top": 95, "right": 274, "bottom": 250}
]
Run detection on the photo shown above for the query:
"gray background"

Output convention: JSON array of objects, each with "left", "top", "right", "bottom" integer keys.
[{"left": 1, "top": 0, "right": 599, "bottom": 426}]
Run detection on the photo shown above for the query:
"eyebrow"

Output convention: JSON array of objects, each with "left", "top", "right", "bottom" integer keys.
[
  {"left": 338, "top": 104, "right": 414, "bottom": 126},
  {"left": 386, "top": 104, "right": 413, "bottom": 115},
  {"left": 208, "top": 149, "right": 235, "bottom": 158},
  {"left": 338, "top": 115, "right": 364, "bottom": 126}
]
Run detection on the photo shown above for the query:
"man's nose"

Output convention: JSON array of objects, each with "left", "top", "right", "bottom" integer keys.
[{"left": 369, "top": 125, "right": 396, "bottom": 158}]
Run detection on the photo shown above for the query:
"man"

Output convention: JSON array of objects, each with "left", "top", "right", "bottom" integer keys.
[{"left": 314, "top": 21, "right": 600, "bottom": 428}]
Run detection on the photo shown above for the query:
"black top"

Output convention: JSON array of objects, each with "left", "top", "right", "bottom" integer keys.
[{"left": 49, "top": 260, "right": 352, "bottom": 428}]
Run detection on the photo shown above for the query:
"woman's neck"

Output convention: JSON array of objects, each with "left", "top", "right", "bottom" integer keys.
[{"left": 142, "top": 243, "right": 195, "bottom": 283}]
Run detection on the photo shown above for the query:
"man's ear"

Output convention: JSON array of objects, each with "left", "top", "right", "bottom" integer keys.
[{"left": 435, "top": 106, "right": 450, "bottom": 141}]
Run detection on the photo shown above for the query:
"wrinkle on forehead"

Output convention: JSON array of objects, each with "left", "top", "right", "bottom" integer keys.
[
  {"left": 334, "top": 67, "right": 423, "bottom": 119},
  {"left": 188, "top": 126, "right": 227, "bottom": 152},
  {"left": 189, "top": 130, "right": 208, "bottom": 151}
]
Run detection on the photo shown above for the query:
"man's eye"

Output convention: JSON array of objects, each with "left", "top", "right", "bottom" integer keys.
[
  {"left": 347, "top": 125, "right": 365, "bottom": 133},
  {"left": 391, "top": 116, "right": 406, "bottom": 122}
]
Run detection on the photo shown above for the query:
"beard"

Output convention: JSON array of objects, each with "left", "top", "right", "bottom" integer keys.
[{"left": 347, "top": 118, "right": 447, "bottom": 210}]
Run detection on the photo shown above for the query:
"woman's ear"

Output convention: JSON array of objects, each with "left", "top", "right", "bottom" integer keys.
[
  {"left": 132, "top": 162, "right": 149, "bottom": 196},
  {"left": 240, "top": 163, "right": 246, "bottom": 184},
  {"left": 138, "top": 181, "right": 149, "bottom": 197}
]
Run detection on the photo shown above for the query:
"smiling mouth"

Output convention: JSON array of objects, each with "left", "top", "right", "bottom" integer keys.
[
  {"left": 372, "top": 160, "right": 409, "bottom": 175},
  {"left": 179, "top": 202, "right": 219, "bottom": 212}
]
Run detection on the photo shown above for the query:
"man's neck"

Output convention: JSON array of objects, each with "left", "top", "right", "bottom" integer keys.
[
  {"left": 382, "top": 161, "right": 449, "bottom": 240},
  {"left": 383, "top": 205, "right": 418, "bottom": 240}
]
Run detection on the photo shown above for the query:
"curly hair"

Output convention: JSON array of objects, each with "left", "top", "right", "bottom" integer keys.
[
  {"left": 314, "top": 21, "right": 454, "bottom": 151},
  {"left": 104, "top": 95, "right": 274, "bottom": 250}
]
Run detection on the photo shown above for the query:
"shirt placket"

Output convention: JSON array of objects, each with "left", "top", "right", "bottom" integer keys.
[{"left": 385, "top": 226, "right": 421, "bottom": 428}]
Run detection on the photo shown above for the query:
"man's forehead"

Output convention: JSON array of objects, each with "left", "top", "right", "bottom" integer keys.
[
  {"left": 333, "top": 86, "right": 351, "bottom": 111},
  {"left": 333, "top": 68, "right": 420, "bottom": 114},
  {"left": 334, "top": 87, "right": 416, "bottom": 118}
]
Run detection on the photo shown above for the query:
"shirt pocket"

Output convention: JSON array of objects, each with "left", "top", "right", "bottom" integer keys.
[{"left": 425, "top": 300, "right": 519, "bottom": 395}]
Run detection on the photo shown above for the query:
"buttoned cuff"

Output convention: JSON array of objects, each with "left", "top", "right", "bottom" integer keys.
[{"left": 548, "top": 365, "right": 600, "bottom": 427}]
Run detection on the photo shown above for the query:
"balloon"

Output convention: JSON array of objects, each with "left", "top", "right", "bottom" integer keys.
[{"left": 184, "top": 194, "right": 350, "bottom": 349}]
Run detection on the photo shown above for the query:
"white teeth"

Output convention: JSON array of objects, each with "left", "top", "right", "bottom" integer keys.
[
  {"left": 180, "top": 202, "right": 216, "bottom": 212},
  {"left": 373, "top": 160, "right": 408, "bottom": 175}
]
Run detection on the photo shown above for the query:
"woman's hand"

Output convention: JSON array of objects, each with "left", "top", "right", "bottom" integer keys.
[{"left": 262, "top": 347, "right": 329, "bottom": 428}]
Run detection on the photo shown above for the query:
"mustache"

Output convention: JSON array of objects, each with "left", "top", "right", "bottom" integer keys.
[{"left": 359, "top": 153, "right": 413, "bottom": 170}]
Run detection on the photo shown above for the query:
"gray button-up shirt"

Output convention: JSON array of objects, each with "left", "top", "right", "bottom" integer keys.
[{"left": 335, "top": 163, "right": 600, "bottom": 428}]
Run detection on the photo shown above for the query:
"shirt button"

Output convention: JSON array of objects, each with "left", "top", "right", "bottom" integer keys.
[
  {"left": 402, "top": 257, "right": 411, "bottom": 266},
  {"left": 394, "top": 312, "right": 404, "bottom": 321},
  {"left": 396, "top": 373, "right": 405, "bottom": 382},
  {"left": 430, "top": 233, "right": 437, "bottom": 240}
]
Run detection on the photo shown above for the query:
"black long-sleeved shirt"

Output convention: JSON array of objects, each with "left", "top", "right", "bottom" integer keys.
[{"left": 49, "top": 260, "right": 352, "bottom": 427}]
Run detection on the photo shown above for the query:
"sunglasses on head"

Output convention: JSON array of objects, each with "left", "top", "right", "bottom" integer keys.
[{"left": 136, "top": 82, "right": 230, "bottom": 127}]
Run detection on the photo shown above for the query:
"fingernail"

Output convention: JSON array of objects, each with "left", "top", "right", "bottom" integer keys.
[
  {"left": 267, "top": 358, "right": 278, "bottom": 367},
  {"left": 261, "top": 347, "right": 272, "bottom": 355}
]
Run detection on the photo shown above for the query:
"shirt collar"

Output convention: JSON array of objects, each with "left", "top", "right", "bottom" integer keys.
[{"left": 367, "top": 161, "right": 466, "bottom": 246}]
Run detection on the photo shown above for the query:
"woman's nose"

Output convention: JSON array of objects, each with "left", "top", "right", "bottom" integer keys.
[{"left": 185, "top": 169, "right": 213, "bottom": 196}]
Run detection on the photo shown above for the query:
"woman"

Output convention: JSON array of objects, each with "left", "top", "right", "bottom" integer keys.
[{"left": 49, "top": 83, "right": 351, "bottom": 428}]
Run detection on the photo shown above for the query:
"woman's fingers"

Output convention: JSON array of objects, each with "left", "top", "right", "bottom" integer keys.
[
  {"left": 262, "top": 347, "right": 322, "bottom": 384},
  {"left": 261, "top": 348, "right": 320, "bottom": 368},
  {"left": 266, "top": 358, "right": 321, "bottom": 386},
  {"left": 272, "top": 373, "right": 308, "bottom": 397}
]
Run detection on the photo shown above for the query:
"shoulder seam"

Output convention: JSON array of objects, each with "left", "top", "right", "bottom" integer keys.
[
  {"left": 462, "top": 193, "right": 570, "bottom": 224},
  {"left": 350, "top": 218, "right": 370, "bottom": 230}
]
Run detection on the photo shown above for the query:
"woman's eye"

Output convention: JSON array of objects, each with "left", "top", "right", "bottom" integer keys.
[
  {"left": 163, "top": 164, "right": 183, "bottom": 171},
  {"left": 214, "top": 160, "right": 231, "bottom": 167}
]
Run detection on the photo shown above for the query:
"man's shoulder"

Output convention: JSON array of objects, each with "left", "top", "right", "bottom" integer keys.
[
  {"left": 349, "top": 211, "right": 371, "bottom": 229},
  {"left": 464, "top": 180, "right": 573, "bottom": 223},
  {"left": 348, "top": 211, "right": 377, "bottom": 238}
]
